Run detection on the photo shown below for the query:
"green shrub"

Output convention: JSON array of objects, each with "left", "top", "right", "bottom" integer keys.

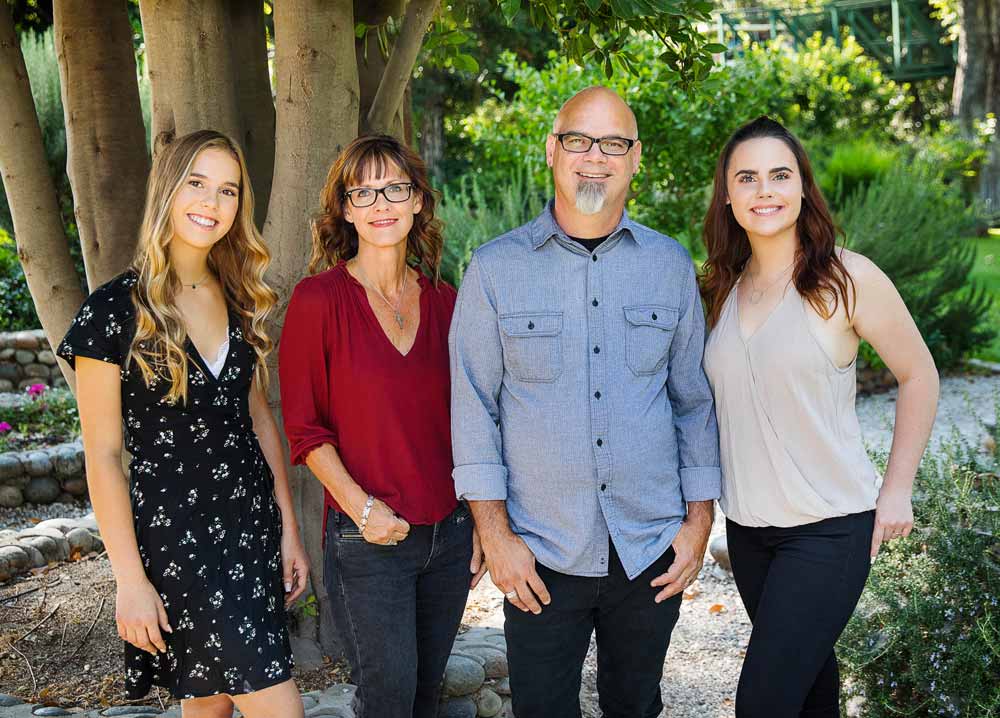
[
  {"left": 0, "top": 230, "right": 39, "bottom": 331},
  {"left": 839, "top": 422, "right": 1000, "bottom": 717},
  {"left": 0, "top": 386, "right": 80, "bottom": 453},
  {"left": 840, "top": 163, "right": 995, "bottom": 369},
  {"left": 816, "top": 140, "right": 899, "bottom": 211},
  {"left": 438, "top": 170, "right": 548, "bottom": 286}
]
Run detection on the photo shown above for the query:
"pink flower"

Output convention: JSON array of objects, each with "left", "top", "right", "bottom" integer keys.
[
  {"left": 26, "top": 383, "right": 47, "bottom": 399},
  {"left": 0, "top": 422, "right": 11, "bottom": 433}
]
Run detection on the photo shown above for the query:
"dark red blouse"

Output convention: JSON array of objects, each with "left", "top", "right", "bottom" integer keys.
[{"left": 278, "top": 262, "right": 458, "bottom": 529}]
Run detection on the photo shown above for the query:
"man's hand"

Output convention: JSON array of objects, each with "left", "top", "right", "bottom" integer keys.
[
  {"left": 470, "top": 524, "right": 488, "bottom": 589},
  {"left": 650, "top": 500, "right": 714, "bottom": 603},
  {"left": 469, "top": 500, "right": 551, "bottom": 614}
]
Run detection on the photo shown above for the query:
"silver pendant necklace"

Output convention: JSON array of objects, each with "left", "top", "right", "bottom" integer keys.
[
  {"left": 747, "top": 260, "right": 795, "bottom": 305},
  {"left": 180, "top": 271, "right": 211, "bottom": 290},
  {"left": 355, "top": 261, "right": 407, "bottom": 329}
]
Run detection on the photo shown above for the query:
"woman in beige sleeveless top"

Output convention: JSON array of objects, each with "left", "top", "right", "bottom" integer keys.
[{"left": 701, "top": 117, "right": 939, "bottom": 718}]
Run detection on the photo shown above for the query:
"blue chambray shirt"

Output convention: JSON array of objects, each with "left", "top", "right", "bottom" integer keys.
[{"left": 449, "top": 203, "right": 721, "bottom": 580}]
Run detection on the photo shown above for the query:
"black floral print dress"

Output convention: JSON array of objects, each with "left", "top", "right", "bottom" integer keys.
[{"left": 57, "top": 271, "right": 293, "bottom": 699}]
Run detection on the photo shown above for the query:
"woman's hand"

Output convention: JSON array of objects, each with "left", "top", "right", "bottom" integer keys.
[
  {"left": 281, "top": 531, "right": 310, "bottom": 608},
  {"left": 360, "top": 497, "right": 410, "bottom": 545},
  {"left": 116, "top": 578, "right": 172, "bottom": 656},
  {"left": 870, "top": 485, "right": 914, "bottom": 558}
]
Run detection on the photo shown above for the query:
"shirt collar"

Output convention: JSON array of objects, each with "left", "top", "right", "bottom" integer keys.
[{"left": 529, "top": 200, "right": 644, "bottom": 250}]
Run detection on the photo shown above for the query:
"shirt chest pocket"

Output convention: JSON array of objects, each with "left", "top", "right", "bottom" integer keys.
[
  {"left": 499, "top": 311, "right": 563, "bottom": 383},
  {"left": 624, "top": 305, "right": 678, "bottom": 376}
]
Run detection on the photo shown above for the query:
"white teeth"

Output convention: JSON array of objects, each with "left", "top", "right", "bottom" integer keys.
[
  {"left": 579, "top": 173, "right": 609, "bottom": 179},
  {"left": 752, "top": 207, "right": 781, "bottom": 215},
  {"left": 188, "top": 214, "right": 217, "bottom": 227}
]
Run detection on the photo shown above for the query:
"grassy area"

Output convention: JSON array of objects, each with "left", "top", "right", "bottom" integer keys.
[{"left": 971, "top": 229, "right": 1000, "bottom": 362}]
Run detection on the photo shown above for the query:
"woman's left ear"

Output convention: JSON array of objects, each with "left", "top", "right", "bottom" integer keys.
[{"left": 413, "top": 195, "right": 423, "bottom": 215}]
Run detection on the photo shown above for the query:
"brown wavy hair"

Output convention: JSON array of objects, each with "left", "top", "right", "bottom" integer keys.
[
  {"left": 309, "top": 135, "right": 444, "bottom": 282},
  {"left": 700, "top": 116, "right": 855, "bottom": 327},
  {"left": 128, "top": 130, "right": 277, "bottom": 404}
]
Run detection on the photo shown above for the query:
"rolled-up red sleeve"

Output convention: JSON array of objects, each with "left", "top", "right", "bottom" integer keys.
[{"left": 279, "top": 278, "right": 339, "bottom": 465}]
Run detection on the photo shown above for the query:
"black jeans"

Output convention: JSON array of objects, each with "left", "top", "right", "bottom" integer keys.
[
  {"left": 727, "top": 510, "right": 876, "bottom": 718},
  {"left": 504, "top": 540, "right": 682, "bottom": 718},
  {"left": 323, "top": 504, "right": 473, "bottom": 718}
]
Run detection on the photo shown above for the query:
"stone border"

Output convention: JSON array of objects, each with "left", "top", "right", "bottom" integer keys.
[
  {"left": 0, "top": 330, "right": 65, "bottom": 392},
  {"left": 0, "top": 513, "right": 103, "bottom": 581},
  {"left": 0, "top": 441, "right": 86, "bottom": 508}
]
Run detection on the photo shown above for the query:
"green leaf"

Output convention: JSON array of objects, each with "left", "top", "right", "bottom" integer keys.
[
  {"left": 452, "top": 54, "right": 480, "bottom": 74},
  {"left": 354, "top": 22, "right": 368, "bottom": 39},
  {"left": 704, "top": 43, "right": 728, "bottom": 54},
  {"left": 500, "top": 0, "right": 521, "bottom": 24},
  {"left": 584, "top": 0, "right": 604, "bottom": 11}
]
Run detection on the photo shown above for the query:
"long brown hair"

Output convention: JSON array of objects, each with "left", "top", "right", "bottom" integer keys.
[
  {"left": 128, "top": 130, "right": 277, "bottom": 404},
  {"left": 309, "top": 135, "right": 444, "bottom": 282},
  {"left": 700, "top": 116, "right": 854, "bottom": 327}
]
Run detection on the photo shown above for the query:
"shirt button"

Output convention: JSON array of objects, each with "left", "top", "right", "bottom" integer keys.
[
  {"left": 592, "top": 299, "right": 599, "bottom": 307},
  {"left": 593, "top": 346, "right": 600, "bottom": 354},
  {"left": 596, "top": 438, "right": 603, "bottom": 447},
  {"left": 652, "top": 312, "right": 657, "bottom": 320},
  {"left": 594, "top": 391, "right": 601, "bottom": 399},
  {"left": 528, "top": 321, "right": 534, "bottom": 330},
  {"left": 600, "top": 484, "right": 607, "bottom": 491},
  {"left": 592, "top": 254, "right": 598, "bottom": 262}
]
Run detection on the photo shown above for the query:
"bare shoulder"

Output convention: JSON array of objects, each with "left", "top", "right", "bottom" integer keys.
[{"left": 837, "top": 247, "right": 891, "bottom": 289}]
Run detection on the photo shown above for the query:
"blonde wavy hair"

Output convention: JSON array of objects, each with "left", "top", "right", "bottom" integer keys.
[{"left": 127, "top": 130, "right": 277, "bottom": 405}]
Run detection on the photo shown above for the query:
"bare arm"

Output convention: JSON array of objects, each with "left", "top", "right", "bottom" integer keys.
[
  {"left": 76, "top": 356, "right": 170, "bottom": 654},
  {"left": 849, "top": 253, "right": 940, "bottom": 556},
  {"left": 248, "top": 380, "right": 309, "bottom": 604}
]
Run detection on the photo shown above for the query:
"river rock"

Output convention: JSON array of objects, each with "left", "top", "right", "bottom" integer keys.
[
  {"left": 0, "top": 454, "right": 23, "bottom": 480},
  {"left": 23, "top": 534, "right": 67, "bottom": 563},
  {"left": 61, "top": 477, "right": 88, "bottom": 496},
  {"left": 32, "top": 707, "right": 74, "bottom": 716},
  {"left": 438, "top": 697, "right": 477, "bottom": 718},
  {"left": 501, "top": 697, "right": 514, "bottom": 718},
  {"left": 35, "top": 518, "right": 80, "bottom": 534},
  {"left": 0, "top": 529, "right": 17, "bottom": 544},
  {"left": 101, "top": 707, "right": 164, "bottom": 716},
  {"left": 0, "top": 379, "right": 13, "bottom": 391},
  {"left": 17, "top": 541, "right": 46, "bottom": 568},
  {"left": 77, "top": 512, "right": 100, "bottom": 533},
  {"left": 474, "top": 688, "right": 503, "bottom": 717},
  {"left": 24, "top": 363, "right": 49, "bottom": 378},
  {"left": 23, "top": 451, "right": 53, "bottom": 477},
  {"left": 52, "top": 449, "right": 83, "bottom": 478},
  {"left": 0, "top": 347, "right": 15, "bottom": 360},
  {"left": 709, "top": 534, "right": 731, "bottom": 572},
  {"left": 443, "top": 655, "right": 486, "bottom": 697},
  {"left": 0, "top": 485, "right": 24, "bottom": 508},
  {"left": 0, "top": 694, "right": 22, "bottom": 707},
  {"left": 0, "top": 363, "right": 19, "bottom": 380},
  {"left": 493, "top": 678, "right": 510, "bottom": 696},
  {"left": 36, "top": 350, "right": 57, "bottom": 366},
  {"left": 457, "top": 643, "right": 507, "bottom": 679},
  {"left": 24, "top": 476, "right": 61, "bottom": 503},
  {"left": 0, "top": 545, "right": 30, "bottom": 576},
  {"left": 14, "top": 350, "right": 34, "bottom": 365},
  {"left": 12, "top": 331, "right": 40, "bottom": 350},
  {"left": 65, "top": 527, "right": 95, "bottom": 554}
]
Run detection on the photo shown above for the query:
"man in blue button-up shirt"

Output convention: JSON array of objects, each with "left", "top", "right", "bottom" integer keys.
[{"left": 450, "top": 87, "right": 721, "bottom": 718}]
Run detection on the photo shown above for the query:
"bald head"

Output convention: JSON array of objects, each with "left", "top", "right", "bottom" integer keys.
[{"left": 553, "top": 87, "right": 638, "bottom": 138}]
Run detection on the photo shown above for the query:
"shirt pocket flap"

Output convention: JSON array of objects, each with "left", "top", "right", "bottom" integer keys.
[
  {"left": 500, "top": 312, "right": 563, "bottom": 338},
  {"left": 623, "top": 305, "right": 678, "bottom": 330}
]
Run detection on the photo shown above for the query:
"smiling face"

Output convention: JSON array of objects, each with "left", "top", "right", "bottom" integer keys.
[
  {"left": 342, "top": 160, "right": 423, "bottom": 252},
  {"left": 546, "top": 88, "right": 641, "bottom": 219},
  {"left": 168, "top": 147, "right": 242, "bottom": 253},
  {"left": 725, "top": 137, "right": 803, "bottom": 243}
]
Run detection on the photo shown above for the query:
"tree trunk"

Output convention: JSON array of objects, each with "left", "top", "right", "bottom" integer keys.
[
  {"left": 355, "top": 0, "right": 407, "bottom": 138},
  {"left": 366, "top": 0, "right": 440, "bottom": 135},
  {"left": 953, "top": 0, "right": 1000, "bottom": 218},
  {"left": 54, "top": 0, "right": 150, "bottom": 290},
  {"left": 139, "top": 0, "right": 244, "bottom": 153},
  {"left": 227, "top": 0, "right": 275, "bottom": 229},
  {"left": 265, "top": 0, "right": 360, "bottom": 658},
  {"left": 0, "top": 3, "right": 84, "bottom": 386},
  {"left": 419, "top": 97, "right": 444, "bottom": 180}
]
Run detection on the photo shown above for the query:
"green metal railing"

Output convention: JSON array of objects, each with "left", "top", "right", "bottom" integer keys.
[{"left": 715, "top": 0, "right": 956, "bottom": 81}]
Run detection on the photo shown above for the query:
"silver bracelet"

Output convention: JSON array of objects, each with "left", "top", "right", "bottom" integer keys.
[{"left": 358, "top": 495, "right": 375, "bottom": 535}]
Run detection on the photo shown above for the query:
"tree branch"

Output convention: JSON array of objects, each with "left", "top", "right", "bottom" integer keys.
[
  {"left": 0, "top": 3, "right": 85, "bottom": 388},
  {"left": 366, "top": 0, "right": 440, "bottom": 136}
]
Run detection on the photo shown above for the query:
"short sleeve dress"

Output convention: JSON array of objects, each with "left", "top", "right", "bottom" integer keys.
[{"left": 56, "top": 271, "right": 294, "bottom": 699}]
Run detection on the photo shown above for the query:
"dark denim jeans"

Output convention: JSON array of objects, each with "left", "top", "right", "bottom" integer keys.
[
  {"left": 727, "top": 510, "right": 876, "bottom": 718},
  {"left": 323, "top": 503, "right": 473, "bottom": 718},
  {"left": 504, "top": 540, "right": 683, "bottom": 718}
]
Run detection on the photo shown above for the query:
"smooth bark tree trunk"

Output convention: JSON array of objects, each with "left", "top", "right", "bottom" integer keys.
[
  {"left": 356, "top": 0, "right": 408, "bottom": 138},
  {"left": 953, "top": 0, "right": 1000, "bottom": 217},
  {"left": 0, "top": 4, "right": 84, "bottom": 386},
  {"left": 54, "top": 0, "right": 150, "bottom": 289},
  {"left": 265, "top": 0, "right": 360, "bottom": 658}
]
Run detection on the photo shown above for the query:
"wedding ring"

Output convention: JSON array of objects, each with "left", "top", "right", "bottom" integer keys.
[
  {"left": 387, "top": 539, "right": 398, "bottom": 546},
  {"left": 505, "top": 591, "right": 519, "bottom": 600}
]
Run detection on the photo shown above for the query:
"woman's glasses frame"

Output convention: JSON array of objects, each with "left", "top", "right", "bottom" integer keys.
[{"left": 343, "top": 182, "right": 414, "bottom": 208}]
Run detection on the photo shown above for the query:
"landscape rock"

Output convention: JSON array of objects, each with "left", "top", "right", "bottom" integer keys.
[
  {"left": 443, "top": 654, "right": 486, "bottom": 697},
  {"left": 290, "top": 635, "right": 325, "bottom": 671},
  {"left": 438, "top": 696, "right": 477, "bottom": 718},
  {"left": 24, "top": 363, "right": 50, "bottom": 378},
  {"left": 34, "top": 518, "right": 80, "bottom": 534},
  {"left": 52, "top": 449, "right": 83, "bottom": 478},
  {"left": 457, "top": 643, "right": 507, "bottom": 679},
  {"left": 709, "top": 534, "right": 731, "bottom": 573},
  {"left": 61, "top": 477, "right": 88, "bottom": 496},
  {"left": 24, "top": 476, "right": 61, "bottom": 503},
  {"left": 36, "top": 350, "right": 57, "bottom": 366},
  {"left": 77, "top": 513, "right": 100, "bottom": 533},
  {"left": 65, "top": 527, "right": 95, "bottom": 554},
  {"left": 0, "top": 544, "right": 30, "bottom": 575},
  {"left": 0, "top": 485, "right": 25, "bottom": 508},
  {"left": 493, "top": 678, "right": 510, "bottom": 696},
  {"left": 100, "top": 707, "right": 163, "bottom": 716},
  {"left": 0, "top": 454, "right": 23, "bottom": 480},
  {"left": 474, "top": 688, "right": 503, "bottom": 717},
  {"left": 23, "top": 452, "right": 53, "bottom": 478},
  {"left": 14, "top": 350, "right": 34, "bottom": 365},
  {"left": 22, "top": 535, "right": 65, "bottom": 563},
  {"left": 17, "top": 541, "right": 46, "bottom": 568}
]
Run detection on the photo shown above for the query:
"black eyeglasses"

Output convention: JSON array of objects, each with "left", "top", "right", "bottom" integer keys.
[
  {"left": 343, "top": 182, "right": 413, "bottom": 208},
  {"left": 554, "top": 132, "right": 637, "bottom": 156}
]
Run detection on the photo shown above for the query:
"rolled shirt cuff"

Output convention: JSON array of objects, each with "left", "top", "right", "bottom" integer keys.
[
  {"left": 454, "top": 463, "right": 509, "bottom": 501},
  {"left": 679, "top": 466, "right": 722, "bottom": 503}
]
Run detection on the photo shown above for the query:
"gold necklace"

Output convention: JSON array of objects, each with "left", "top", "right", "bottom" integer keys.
[
  {"left": 179, "top": 270, "right": 211, "bottom": 290},
  {"left": 747, "top": 261, "right": 795, "bottom": 305},
  {"left": 354, "top": 261, "right": 408, "bottom": 329}
]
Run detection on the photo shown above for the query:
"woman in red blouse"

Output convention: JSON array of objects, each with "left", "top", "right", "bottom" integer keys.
[{"left": 279, "top": 135, "right": 482, "bottom": 718}]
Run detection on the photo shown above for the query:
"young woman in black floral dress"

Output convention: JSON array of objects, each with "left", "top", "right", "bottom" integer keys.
[{"left": 57, "top": 130, "right": 308, "bottom": 717}]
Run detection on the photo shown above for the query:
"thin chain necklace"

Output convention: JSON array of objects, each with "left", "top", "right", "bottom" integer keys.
[
  {"left": 354, "top": 261, "right": 408, "bottom": 329},
  {"left": 746, "top": 260, "right": 795, "bottom": 305},
  {"left": 179, "top": 270, "right": 212, "bottom": 290}
]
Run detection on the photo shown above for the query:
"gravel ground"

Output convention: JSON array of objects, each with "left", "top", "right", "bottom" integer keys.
[{"left": 0, "top": 501, "right": 92, "bottom": 532}]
